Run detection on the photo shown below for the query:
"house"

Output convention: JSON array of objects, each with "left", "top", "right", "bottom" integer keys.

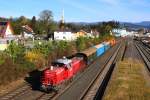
[
  {"left": 143, "top": 32, "right": 150, "bottom": 37},
  {"left": 22, "top": 25, "right": 34, "bottom": 39},
  {"left": 54, "top": 31, "right": 76, "bottom": 41},
  {"left": 0, "top": 39, "right": 8, "bottom": 51},
  {"left": 0, "top": 21, "right": 14, "bottom": 38},
  {"left": 113, "top": 29, "right": 129, "bottom": 37},
  {"left": 91, "top": 30, "right": 99, "bottom": 37},
  {"left": 76, "top": 30, "right": 87, "bottom": 37},
  {"left": 75, "top": 30, "right": 98, "bottom": 38},
  {"left": 0, "top": 21, "right": 15, "bottom": 51}
]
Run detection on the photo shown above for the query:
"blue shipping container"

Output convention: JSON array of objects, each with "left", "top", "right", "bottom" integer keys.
[
  {"left": 103, "top": 42, "right": 110, "bottom": 51},
  {"left": 94, "top": 44, "right": 105, "bottom": 57}
]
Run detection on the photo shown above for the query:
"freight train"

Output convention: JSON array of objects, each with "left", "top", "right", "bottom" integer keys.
[{"left": 40, "top": 39, "right": 116, "bottom": 91}]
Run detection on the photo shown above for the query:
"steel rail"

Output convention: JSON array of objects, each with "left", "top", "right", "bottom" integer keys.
[{"left": 80, "top": 42, "right": 124, "bottom": 100}]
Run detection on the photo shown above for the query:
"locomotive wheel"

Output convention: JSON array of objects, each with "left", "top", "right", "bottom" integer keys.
[
  {"left": 70, "top": 77, "right": 73, "bottom": 82},
  {"left": 64, "top": 78, "right": 70, "bottom": 85},
  {"left": 54, "top": 86, "right": 59, "bottom": 93},
  {"left": 40, "top": 85, "right": 47, "bottom": 92}
]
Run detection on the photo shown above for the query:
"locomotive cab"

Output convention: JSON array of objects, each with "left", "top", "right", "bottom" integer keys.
[{"left": 40, "top": 57, "right": 72, "bottom": 91}]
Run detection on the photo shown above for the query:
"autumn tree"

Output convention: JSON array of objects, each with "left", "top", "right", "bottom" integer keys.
[
  {"left": 11, "top": 16, "right": 30, "bottom": 35},
  {"left": 39, "top": 10, "right": 53, "bottom": 34},
  {"left": 97, "top": 21, "right": 120, "bottom": 36}
]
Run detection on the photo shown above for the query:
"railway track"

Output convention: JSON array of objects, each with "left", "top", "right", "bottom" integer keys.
[
  {"left": 53, "top": 40, "right": 124, "bottom": 100},
  {"left": 80, "top": 40, "right": 126, "bottom": 100},
  {"left": 0, "top": 83, "right": 31, "bottom": 100},
  {"left": 0, "top": 66, "right": 59, "bottom": 100},
  {"left": 35, "top": 92, "right": 57, "bottom": 100},
  {"left": 0, "top": 83, "right": 58, "bottom": 100},
  {"left": 135, "top": 41, "right": 150, "bottom": 72}
]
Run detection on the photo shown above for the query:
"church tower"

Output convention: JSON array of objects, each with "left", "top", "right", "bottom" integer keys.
[
  {"left": 59, "top": 9, "right": 65, "bottom": 31},
  {"left": 61, "top": 9, "right": 65, "bottom": 24}
]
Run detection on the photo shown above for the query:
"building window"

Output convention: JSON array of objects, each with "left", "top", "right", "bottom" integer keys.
[{"left": 63, "top": 36, "right": 66, "bottom": 39}]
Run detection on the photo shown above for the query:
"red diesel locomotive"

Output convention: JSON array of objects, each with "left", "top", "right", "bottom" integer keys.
[{"left": 41, "top": 53, "right": 87, "bottom": 91}]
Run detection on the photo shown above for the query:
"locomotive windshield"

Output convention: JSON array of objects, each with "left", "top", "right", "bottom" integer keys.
[{"left": 51, "top": 62, "right": 64, "bottom": 67}]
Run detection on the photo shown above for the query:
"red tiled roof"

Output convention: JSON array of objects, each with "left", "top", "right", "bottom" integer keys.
[
  {"left": 22, "top": 25, "right": 33, "bottom": 33},
  {"left": 0, "top": 21, "right": 14, "bottom": 38},
  {"left": 0, "top": 22, "right": 8, "bottom": 37}
]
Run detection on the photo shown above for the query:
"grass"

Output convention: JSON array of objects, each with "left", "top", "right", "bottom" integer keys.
[{"left": 103, "top": 58, "right": 150, "bottom": 100}]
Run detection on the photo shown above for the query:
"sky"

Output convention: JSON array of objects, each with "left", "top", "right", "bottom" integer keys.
[{"left": 0, "top": 0, "right": 150, "bottom": 22}]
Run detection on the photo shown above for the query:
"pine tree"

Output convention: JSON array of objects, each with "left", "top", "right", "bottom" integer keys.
[{"left": 31, "top": 16, "right": 36, "bottom": 32}]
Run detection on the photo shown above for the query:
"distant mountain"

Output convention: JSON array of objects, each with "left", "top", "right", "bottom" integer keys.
[
  {"left": 135, "top": 21, "right": 150, "bottom": 27},
  {"left": 120, "top": 21, "right": 150, "bottom": 29},
  {"left": 69, "top": 22, "right": 99, "bottom": 25},
  {"left": 67, "top": 21, "right": 150, "bottom": 29}
]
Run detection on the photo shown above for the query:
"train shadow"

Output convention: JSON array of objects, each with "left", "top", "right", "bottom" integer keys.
[{"left": 24, "top": 69, "right": 42, "bottom": 91}]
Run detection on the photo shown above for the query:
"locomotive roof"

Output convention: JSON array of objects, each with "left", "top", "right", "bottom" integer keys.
[{"left": 56, "top": 58, "right": 72, "bottom": 65}]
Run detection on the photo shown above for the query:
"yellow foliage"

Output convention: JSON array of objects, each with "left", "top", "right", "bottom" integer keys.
[{"left": 25, "top": 50, "right": 46, "bottom": 68}]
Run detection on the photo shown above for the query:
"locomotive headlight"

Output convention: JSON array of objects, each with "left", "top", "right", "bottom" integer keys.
[{"left": 51, "top": 66, "right": 54, "bottom": 70}]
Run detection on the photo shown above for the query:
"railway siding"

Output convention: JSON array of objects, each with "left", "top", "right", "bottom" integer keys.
[
  {"left": 103, "top": 39, "right": 150, "bottom": 100},
  {"left": 103, "top": 58, "right": 150, "bottom": 100}
]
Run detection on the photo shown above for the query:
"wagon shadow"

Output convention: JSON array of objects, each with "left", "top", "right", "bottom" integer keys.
[{"left": 24, "top": 69, "right": 42, "bottom": 91}]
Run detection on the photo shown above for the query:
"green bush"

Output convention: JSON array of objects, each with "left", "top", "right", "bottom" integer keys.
[
  {"left": 33, "top": 41, "right": 53, "bottom": 58},
  {"left": 76, "top": 37, "right": 87, "bottom": 51},
  {"left": 0, "top": 52, "right": 6, "bottom": 65},
  {"left": 5, "top": 41, "right": 26, "bottom": 63}
]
